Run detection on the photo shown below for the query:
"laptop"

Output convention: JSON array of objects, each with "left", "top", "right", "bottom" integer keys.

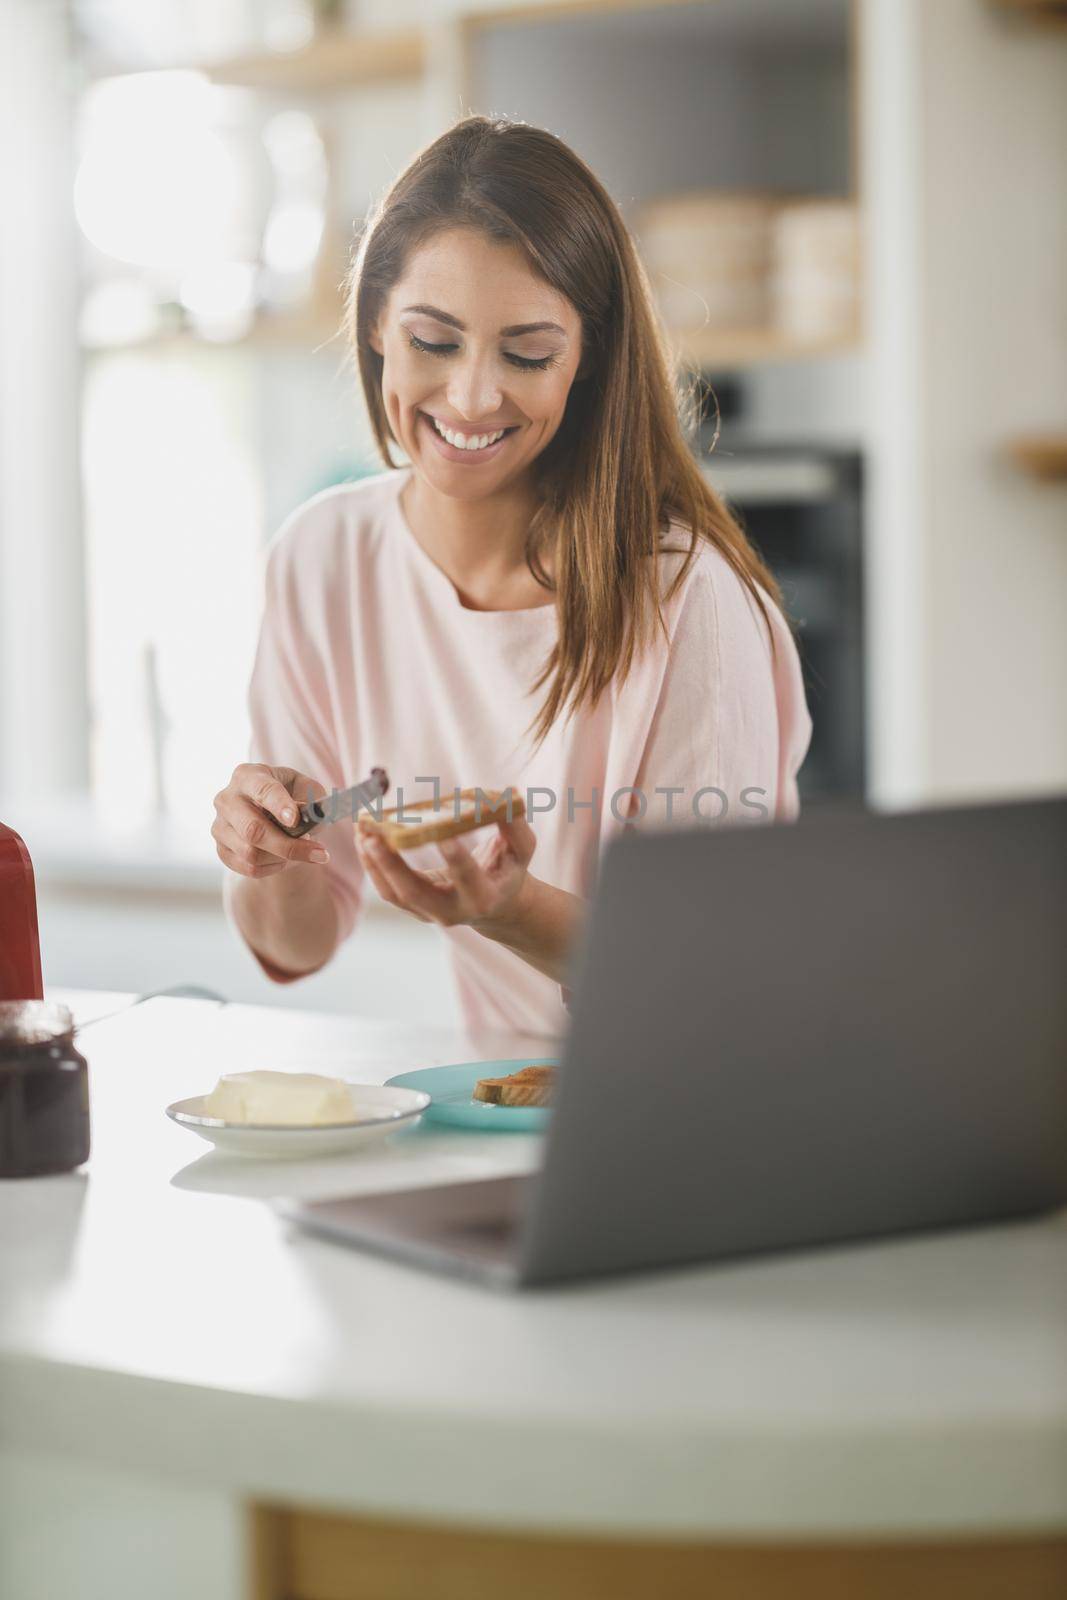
[{"left": 284, "top": 792, "right": 1067, "bottom": 1288}]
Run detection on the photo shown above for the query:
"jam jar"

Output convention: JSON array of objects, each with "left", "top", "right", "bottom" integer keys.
[{"left": 0, "top": 1001, "right": 90, "bottom": 1178}]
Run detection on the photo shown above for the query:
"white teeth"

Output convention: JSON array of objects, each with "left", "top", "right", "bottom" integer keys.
[{"left": 430, "top": 416, "right": 507, "bottom": 451}]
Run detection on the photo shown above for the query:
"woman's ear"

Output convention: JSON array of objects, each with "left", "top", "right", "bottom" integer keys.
[{"left": 367, "top": 320, "right": 383, "bottom": 357}]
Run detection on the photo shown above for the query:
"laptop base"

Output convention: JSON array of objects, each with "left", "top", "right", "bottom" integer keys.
[{"left": 281, "top": 1175, "right": 531, "bottom": 1287}]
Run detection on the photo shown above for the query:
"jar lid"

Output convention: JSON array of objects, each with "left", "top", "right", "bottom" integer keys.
[{"left": 0, "top": 1000, "right": 74, "bottom": 1048}]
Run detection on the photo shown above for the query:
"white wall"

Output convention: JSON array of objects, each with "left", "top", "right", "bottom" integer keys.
[
  {"left": 920, "top": 0, "right": 1067, "bottom": 800},
  {"left": 0, "top": 0, "right": 88, "bottom": 802},
  {"left": 860, "top": 0, "right": 1067, "bottom": 807},
  {"left": 35, "top": 886, "right": 464, "bottom": 1028}
]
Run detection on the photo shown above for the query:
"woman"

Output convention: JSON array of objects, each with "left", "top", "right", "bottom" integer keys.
[{"left": 215, "top": 115, "right": 813, "bottom": 1038}]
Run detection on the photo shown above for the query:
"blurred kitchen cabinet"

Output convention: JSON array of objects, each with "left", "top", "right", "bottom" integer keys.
[
  {"left": 199, "top": 29, "right": 425, "bottom": 90},
  {"left": 458, "top": 0, "right": 862, "bottom": 369},
  {"left": 248, "top": 1504, "right": 1067, "bottom": 1600},
  {"left": 987, "top": 0, "right": 1067, "bottom": 26},
  {"left": 1006, "top": 436, "right": 1067, "bottom": 482},
  {"left": 701, "top": 442, "right": 866, "bottom": 802}
]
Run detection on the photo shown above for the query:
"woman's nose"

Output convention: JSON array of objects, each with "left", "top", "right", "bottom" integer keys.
[{"left": 446, "top": 355, "right": 503, "bottom": 422}]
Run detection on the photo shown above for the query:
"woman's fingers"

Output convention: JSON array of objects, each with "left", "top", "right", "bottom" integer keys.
[
  {"left": 494, "top": 792, "right": 538, "bottom": 866},
  {"left": 436, "top": 836, "right": 492, "bottom": 914},
  {"left": 359, "top": 833, "right": 496, "bottom": 925},
  {"left": 242, "top": 765, "right": 307, "bottom": 829},
  {"left": 215, "top": 839, "right": 289, "bottom": 879},
  {"left": 353, "top": 808, "right": 529, "bottom": 929},
  {"left": 213, "top": 762, "right": 333, "bottom": 874},
  {"left": 357, "top": 837, "right": 440, "bottom": 923},
  {"left": 227, "top": 801, "right": 330, "bottom": 867}
]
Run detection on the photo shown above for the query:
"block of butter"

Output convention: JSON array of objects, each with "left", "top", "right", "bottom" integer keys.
[{"left": 202, "top": 1070, "right": 357, "bottom": 1126}]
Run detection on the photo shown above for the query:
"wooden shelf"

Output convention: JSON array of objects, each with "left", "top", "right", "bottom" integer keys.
[
  {"left": 669, "top": 325, "right": 863, "bottom": 371},
  {"left": 1006, "top": 436, "right": 1067, "bottom": 482},
  {"left": 83, "top": 312, "right": 345, "bottom": 357},
  {"left": 459, "top": 0, "right": 842, "bottom": 27},
  {"left": 84, "top": 318, "right": 861, "bottom": 371},
  {"left": 84, "top": 317, "right": 862, "bottom": 372},
  {"left": 988, "top": 0, "right": 1067, "bottom": 25},
  {"left": 89, "top": 28, "right": 425, "bottom": 91}
]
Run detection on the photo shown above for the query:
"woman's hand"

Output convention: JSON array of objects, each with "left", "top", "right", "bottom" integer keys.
[
  {"left": 212, "top": 762, "right": 333, "bottom": 879},
  {"left": 354, "top": 789, "right": 537, "bottom": 932}
]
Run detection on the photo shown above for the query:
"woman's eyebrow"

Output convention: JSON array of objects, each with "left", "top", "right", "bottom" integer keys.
[{"left": 400, "top": 303, "right": 566, "bottom": 337}]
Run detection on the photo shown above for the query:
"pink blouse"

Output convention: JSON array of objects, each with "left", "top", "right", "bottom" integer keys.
[{"left": 228, "top": 466, "right": 813, "bottom": 1038}]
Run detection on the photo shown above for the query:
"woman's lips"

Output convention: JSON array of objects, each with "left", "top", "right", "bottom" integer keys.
[{"left": 419, "top": 410, "right": 518, "bottom": 463}]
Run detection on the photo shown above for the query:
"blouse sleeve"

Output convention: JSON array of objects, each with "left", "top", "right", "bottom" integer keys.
[{"left": 224, "top": 524, "right": 365, "bottom": 982}]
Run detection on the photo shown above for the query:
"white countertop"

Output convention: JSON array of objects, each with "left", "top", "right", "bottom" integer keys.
[{"left": 1, "top": 987, "right": 1066, "bottom": 1538}]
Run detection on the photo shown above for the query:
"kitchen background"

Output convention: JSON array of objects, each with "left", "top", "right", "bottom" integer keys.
[{"left": 0, "top": 0, "right": 1064, "bottom": 1027}]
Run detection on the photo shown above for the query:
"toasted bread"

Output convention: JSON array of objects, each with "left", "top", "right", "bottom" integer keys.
[
  {"left": 355, "top": 787, "right": 524, "bottom": 851},
  {"left": 472, "top": 1063, "right": 556, "bottom": 1108}
]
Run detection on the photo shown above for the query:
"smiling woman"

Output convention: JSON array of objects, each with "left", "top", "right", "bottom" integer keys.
[
  {"left": 348, "top": 115, "right": 800, "bottom": 734},
  {"left": 217, "top": 114, "right": 813, "bottom": 1038}
]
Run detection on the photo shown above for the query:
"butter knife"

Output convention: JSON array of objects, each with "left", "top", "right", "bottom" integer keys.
[{"left": 276, "top": 767, "right": 390, "bottom": 839}]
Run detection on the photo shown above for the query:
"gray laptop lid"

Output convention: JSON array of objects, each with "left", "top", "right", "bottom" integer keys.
[{"left": 516, "top": 793, "right": 1067, "bottom": 1284}]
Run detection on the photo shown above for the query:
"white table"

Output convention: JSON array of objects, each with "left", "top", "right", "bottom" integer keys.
[{"left": 2, "top": 989, "right": 1066, "bottom": 1600}]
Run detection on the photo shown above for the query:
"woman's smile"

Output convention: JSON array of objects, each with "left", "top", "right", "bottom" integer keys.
[{"left": 418, "top": 408, "right": 521, "bottom": 464}]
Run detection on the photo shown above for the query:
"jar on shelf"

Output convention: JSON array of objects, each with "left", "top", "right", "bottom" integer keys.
[
  {"left": 633, "top": 190, "right": 779, "bottom": 334},
  {"left": 772, "top": 199, "right": 861, "bottom": 343}
]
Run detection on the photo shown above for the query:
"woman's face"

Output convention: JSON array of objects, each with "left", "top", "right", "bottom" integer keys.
[{"left": 369, "top": 227, "right": 587, "bottom": 499}]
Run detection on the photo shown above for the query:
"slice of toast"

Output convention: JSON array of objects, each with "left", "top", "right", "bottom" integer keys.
[
  {"left": 472, "top": 1063, "right": 556, "bottom": 1108},
  {"left": 354, "top": 787, "right": 525, "bottom": 852}
]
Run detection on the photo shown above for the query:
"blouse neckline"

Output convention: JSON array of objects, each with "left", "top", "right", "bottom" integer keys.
[{"left": 390, "top": 467, "right": 558, "bottom": 623}]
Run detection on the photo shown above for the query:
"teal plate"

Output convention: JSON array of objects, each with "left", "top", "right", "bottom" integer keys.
[{"left": 384, "top": 1060, "right": 558, "bottom": 1132}]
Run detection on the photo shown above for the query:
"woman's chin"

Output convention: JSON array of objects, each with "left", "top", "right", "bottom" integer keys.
[{"left": 417, "top": 462, "right": 518, "bottom": 500}]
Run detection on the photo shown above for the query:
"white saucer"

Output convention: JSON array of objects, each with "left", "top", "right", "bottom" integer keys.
[{"left": 165, "top": 1084, "right": 429, "bottom": 1159}]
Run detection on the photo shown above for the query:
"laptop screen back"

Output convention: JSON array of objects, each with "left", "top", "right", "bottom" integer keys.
[{"left": 516, "top": 795, "right": 1067, "bottom": 1285}]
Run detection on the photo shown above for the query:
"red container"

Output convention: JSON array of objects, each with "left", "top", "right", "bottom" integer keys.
[{"left": 0, "top": 821, "right": 44, "bottom": 1001}]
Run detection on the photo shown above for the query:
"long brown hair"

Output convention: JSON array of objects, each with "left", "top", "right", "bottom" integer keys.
[{"left": 345, "top": 114, "right": 792, "bottom": 752}]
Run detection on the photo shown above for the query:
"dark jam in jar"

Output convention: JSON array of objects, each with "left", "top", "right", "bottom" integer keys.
[{"left": 0, "top": 1001, "right": 90, "bottom": 1178}]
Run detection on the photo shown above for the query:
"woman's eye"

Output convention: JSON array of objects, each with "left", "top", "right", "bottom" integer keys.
[
  {"left": 406, "top": 333, "right": 456, "bottom": 359},
  {"left": 405, "top": 332, "right": 558, "bottom": 371},
  {"left": 508, "top": 352, "right": 559, "bottom": 371}
]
